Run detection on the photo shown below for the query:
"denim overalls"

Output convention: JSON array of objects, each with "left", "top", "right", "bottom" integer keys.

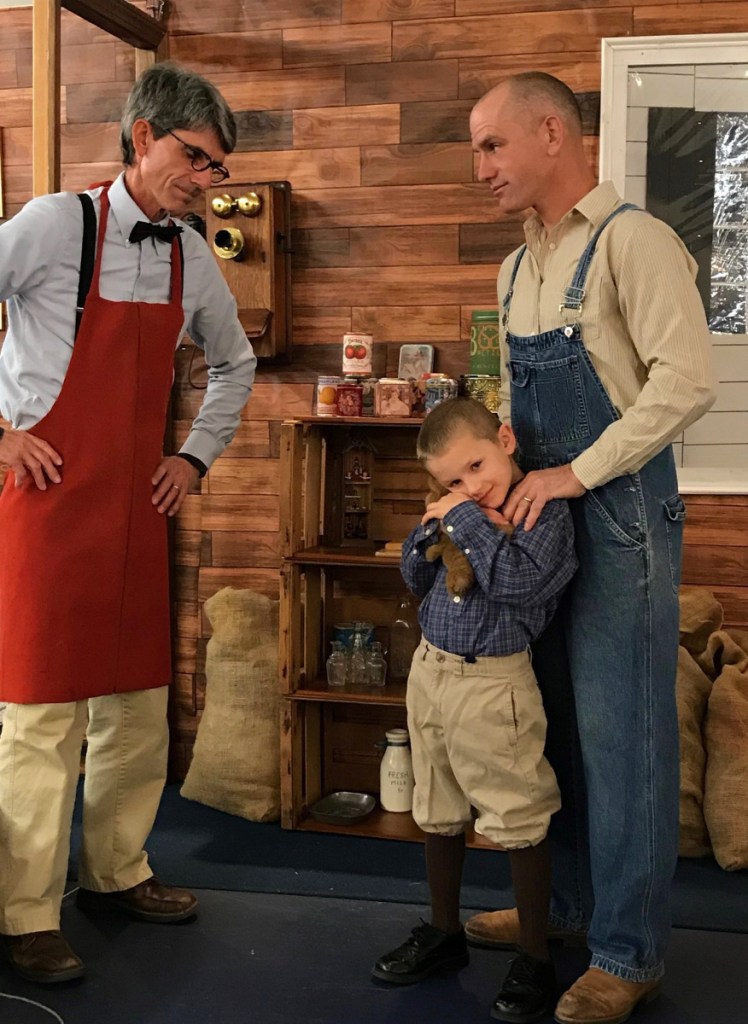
[{"left": 503, "top": 204, "right": 685, "bottom": 981}]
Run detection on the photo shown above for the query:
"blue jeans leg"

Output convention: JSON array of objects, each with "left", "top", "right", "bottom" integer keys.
[
  {"left": 566, "top": 489, "right": 680, "bottom": 982},
  {"left": 531, "top": 613, "right": 593, "bottom": 933}
]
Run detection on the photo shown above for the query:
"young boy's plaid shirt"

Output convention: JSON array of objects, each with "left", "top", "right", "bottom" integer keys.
[{"left": 401, "top": 496, "right": 578, "bottom": 659}]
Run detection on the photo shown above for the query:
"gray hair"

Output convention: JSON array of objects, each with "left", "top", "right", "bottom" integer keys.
[{"left": 120, "top": 61, "right": 237, "bottom": 165}]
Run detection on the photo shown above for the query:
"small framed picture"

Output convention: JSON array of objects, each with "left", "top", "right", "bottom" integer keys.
[{"left": 397, "top": 344, "right": 434, "bottom": 380}]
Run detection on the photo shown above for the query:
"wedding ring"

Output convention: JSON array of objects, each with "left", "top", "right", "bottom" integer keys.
[
  {"left": 522, "top": 496, "right": 533, "bottom": 503},
  {"left": 172, "top": 484, "right": 180, "bottom": 491}
]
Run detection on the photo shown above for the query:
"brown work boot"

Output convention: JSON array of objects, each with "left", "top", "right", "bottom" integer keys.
[
  {"left": 77, "top": 877, "right": 198, "bottom": 923},
  {"left": 465, "top": 907, "right": 587, "bottom": 950},
  {"left": 2, "top": 930, "right": 86, "bottom": 984},
  {"left": 554, "top": 967, "right": 662, "bottom": 1024}
]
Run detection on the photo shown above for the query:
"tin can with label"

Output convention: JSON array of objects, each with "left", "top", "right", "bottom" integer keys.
[
  {"left": 469, "top": 309, "right": 501, "bottom": 376},
  {"left": 459, "top": 374, "right": 501, "bottom": 414},
  {"left": 361, "top": 377, "right": 378, "bottom": 416},
  {"left": 316, "top": 375, "right": 341, "bottom": 417},
  {"left": 336, "top": 381, "right": 364, "bottom": 417},
  {"left": 342, "top": 333, "right": 373, "bottom": 376},
  {"left": 375, "top": 378, "right": 413, "bottom": 418},
  {"left": 424, "top": 376, "right": 458, "bottom": 413}
]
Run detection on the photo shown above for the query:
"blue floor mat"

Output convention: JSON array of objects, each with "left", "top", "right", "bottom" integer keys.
[{"left": 70, "top": 783, "right": 748, "bottom": 932}]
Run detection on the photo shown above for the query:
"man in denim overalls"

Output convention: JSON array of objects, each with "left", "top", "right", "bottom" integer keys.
[{"left": 465, "top": 73, "right": 715, "bottom": 1024}]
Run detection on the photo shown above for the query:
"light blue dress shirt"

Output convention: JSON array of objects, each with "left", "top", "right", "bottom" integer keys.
[{"left": 0, "top": 172, "right": 256, "bottom": 469}]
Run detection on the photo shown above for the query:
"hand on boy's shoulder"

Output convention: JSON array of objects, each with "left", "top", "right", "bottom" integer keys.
[
  {"left": 421, "top": 491, "right": 472, "bottom": 525},
  {"left": 503, "top": 464, "right": 586, "bottom": 532}
]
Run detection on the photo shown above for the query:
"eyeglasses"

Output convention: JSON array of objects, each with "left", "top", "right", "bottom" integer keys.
[{"left": 161, "top": 127, "right": 230, "bottom": 184}]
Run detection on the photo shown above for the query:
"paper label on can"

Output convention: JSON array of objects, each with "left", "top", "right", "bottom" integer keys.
[{"left": 342, "top": 333, "right": 373, "bottom": 375}]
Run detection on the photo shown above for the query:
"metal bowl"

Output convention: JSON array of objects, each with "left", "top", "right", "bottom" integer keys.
[{"left": 309, "top": 791, "right": 376, "bottom": 825}]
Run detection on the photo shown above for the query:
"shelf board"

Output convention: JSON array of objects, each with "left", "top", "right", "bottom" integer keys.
[
  {"left": 286, "top": 416, "right": 423, "bottom": 427},
  {"left": 296, "top": 808, "right": 494, "bottom": 848},
  {"left": 289, "top": 680, "right": 407, "bottom": 705},
  {"left": 287, "top": 545, "right": 402, "bottom": 566}
]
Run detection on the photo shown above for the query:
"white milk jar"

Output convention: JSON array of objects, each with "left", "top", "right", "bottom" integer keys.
[{"left": 379, "top": 728, "right": 414, "bottom": 812}]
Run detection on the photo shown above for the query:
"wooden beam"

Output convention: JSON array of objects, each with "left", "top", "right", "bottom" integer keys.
[
  {"left": 33, "top": 0, "right": 60, "bottom": 196},
  {"left": 135, "top": 33, "right": 170, "bottom": 78},
  {"left": 61, "top": 0, "right": 166, "bottom": 50}
]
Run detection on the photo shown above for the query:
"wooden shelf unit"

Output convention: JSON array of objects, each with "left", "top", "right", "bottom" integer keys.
[{"left": 279, "top": 416, "right": 427, "bottom": 835}]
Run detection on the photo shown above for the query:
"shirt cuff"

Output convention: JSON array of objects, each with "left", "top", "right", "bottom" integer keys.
[
  {"left": 570, "top": 447, "right": 610, "bottom": 490},
  {"left": 176, "top": 451, "right": 208, "bottom": 478}
]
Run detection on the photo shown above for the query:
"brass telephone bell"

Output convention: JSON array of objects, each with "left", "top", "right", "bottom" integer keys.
[
  {"left": 213, "top": 227, "right": 245, "bottom": 261},
  {"left": 211, "top": 194, "right": 235, "bottom": 219},
  {"left": 210, "top": 192, "right": 263, "bottom": 219}
]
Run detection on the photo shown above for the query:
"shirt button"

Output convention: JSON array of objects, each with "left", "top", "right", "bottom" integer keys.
[
  {"left": 464, "top": 548, "right": 471, "bottom": 554},
  {"left": 424, "top": 527, "right": 432, "bottom": 535},
  {"left": 453, "top": 595, "right": 461, "bottom": 603},
  {"left": 446, "top": 525, "right": 454, "bottom": 533},
  {"left": 549, "top": 242, "right": 557, "bottom": 251}
]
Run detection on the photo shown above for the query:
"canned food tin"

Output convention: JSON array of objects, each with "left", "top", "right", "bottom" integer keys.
[
  {"left": 336, "top": 382, "right": 363, "bottom": 417},
  {"left": 469, "top": 309, "right": 501, "bottom": 376},
  {"left": 424, "top": 377, "right": 459, "bottom": 413},
  {"left": 316, "top": 375, "right": 341, "bottom": 417},
  {"left": 459, "top": 374, "right": 501, "bottom": 414},
  {"left": 375, "top": 378, "right": 413, "bottom": 417},
  {"left": 342, "top": 333, "right": 373, "bottom": 376}
]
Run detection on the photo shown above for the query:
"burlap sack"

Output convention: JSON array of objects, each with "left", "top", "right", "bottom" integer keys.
[
  {"left": 181, "top": 587, "right": 280, "bottom": 822},
  {"left": 702, "top": 630, "right": 748, "bottom": 871},
  {"left": 678, "top": 586, "right": 723, "bottom": 658},
  {"left": 676, "top": 645, "right": 713, "bottom": 858}
]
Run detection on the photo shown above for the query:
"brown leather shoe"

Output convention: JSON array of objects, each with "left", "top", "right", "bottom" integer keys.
[
  {"left": 2, "top": 930, "right": 86, "bottom": 984},
  {"left": 554, "top": 967, "right": 662, "bottom": 1024},
  {"left": 465, "top": 907, "right": 587, "bottom": 950},
  {"left": 76, "top": 877, "right": 198, "bottom": 923}
]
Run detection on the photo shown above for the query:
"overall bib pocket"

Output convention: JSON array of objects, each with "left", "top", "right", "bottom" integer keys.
[{"left": 509, "top": 356, "right": 591, "bottom": 446}]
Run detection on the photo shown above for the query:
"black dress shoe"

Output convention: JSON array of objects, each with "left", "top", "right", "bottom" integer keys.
[
  {"left": 491, "top": 952, "right": 557, "bottom": 1022},
  {"left": 76, "top": 877, "right": 198, "bottom": 923},
  {"left": 2, "top": 930, "right": 86, "bottom": 984},
  {"left": 371, "top": 921, "right": 469, "bottom": 985}
]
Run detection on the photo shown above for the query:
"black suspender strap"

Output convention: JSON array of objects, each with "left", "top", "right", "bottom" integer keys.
[{"left": 75, "top": 193, "right": 97, "bottom": 339}]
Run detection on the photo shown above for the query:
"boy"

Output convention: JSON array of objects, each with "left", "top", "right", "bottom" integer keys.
[{"left": 371, "top": 398, "right": 577, "bottom": 1022}]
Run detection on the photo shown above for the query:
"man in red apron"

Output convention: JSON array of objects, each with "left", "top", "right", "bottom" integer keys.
[{"left": 0, "top": 62, "right": 256, "bottom": 983}]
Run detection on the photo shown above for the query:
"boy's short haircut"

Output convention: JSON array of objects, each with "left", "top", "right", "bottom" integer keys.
[{"left": 417, "top": 398, "right": 501, "bottom": 461}]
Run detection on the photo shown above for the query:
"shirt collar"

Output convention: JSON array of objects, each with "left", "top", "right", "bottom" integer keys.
[
  {"left": 105, "top": 172, "right": 172, "bottom": 243},
  {"left": 523, "top": 180, "right": 623, "bottom": 248}
]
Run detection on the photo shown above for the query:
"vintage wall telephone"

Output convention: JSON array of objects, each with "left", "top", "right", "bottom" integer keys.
[{"left": 204, "top": 180, "right": 292, "bottom": 361}]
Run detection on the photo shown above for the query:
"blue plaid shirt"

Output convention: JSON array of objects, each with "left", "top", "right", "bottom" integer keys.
[{"left": 401, "top": 497, "right": 577, "bottom": 658}]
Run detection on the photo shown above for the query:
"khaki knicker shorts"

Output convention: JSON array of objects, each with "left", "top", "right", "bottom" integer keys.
[{"left": 406, "top": 640, "right": 560, "bottom": 849}]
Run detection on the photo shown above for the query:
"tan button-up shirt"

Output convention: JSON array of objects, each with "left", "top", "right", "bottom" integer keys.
[{"left": 497, "top": 180, "right": 716, "bottom": 490}]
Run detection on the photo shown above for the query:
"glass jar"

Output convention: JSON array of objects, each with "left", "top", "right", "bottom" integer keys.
[
  {"left": 326, "top": 641, "right": 348, "bottom": 688},
  {"left": 348, "top": 630, "right": 368, "bottom": 686},
  {"left": 365, "top": 641, "right": 387, "bottom": 688}
]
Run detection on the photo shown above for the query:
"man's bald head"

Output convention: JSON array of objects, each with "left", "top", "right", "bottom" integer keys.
[{"left": 476, "top": 73, "right": 582, "bottom": 137}]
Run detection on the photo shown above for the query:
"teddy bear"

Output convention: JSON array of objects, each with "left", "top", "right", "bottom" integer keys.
[{"left": 423, "top": 478, "right": 514, "bottom": 597}]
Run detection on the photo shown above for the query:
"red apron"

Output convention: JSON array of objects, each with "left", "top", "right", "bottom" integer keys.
[{"left": 0, "top": 186, "right": 183, "bottom": 703}]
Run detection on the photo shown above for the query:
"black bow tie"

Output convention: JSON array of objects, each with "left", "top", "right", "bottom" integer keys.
[{"left": 129, "top": 221, "right": 183, "bottom": 244}]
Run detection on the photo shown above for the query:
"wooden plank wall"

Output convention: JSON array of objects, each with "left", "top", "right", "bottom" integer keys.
[{"left": 2, "top": 1, "right": 748, "bottom": 774}]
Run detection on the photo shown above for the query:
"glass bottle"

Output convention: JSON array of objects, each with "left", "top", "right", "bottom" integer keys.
[
  {"left": 379, "top": 728, "right": 414, "bottom": 812},
  {"left": 388, "top": 593, "right": 420, "bottom": 681},
  {"left": 326, "top": 641, "right": 348, "bottom": 688},
  {"left": 365, "top": 641, "right": 387, "bottom": 688},
  {"left": 348, "top": 629, "right": 368, "bottom": 685}
]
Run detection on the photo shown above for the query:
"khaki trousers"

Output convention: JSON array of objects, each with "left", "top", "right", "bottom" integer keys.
[{"left": 0, "top": 687, "right": 169, "bottom": 935}]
